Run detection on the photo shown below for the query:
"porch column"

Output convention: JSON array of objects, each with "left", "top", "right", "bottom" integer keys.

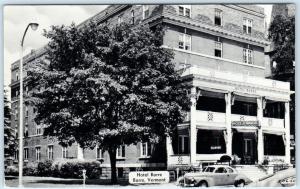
[
  {"left": 284, "top": 102, "right": 291, "bottom": 164},
  {"left": 225, "top": 92, "right": 232, "bottom": 156},
  {"left": 166, "top": 134, "right": 174, "bottom": 156},
  {"left": 190, "top": 87, "right": 197, "bottom": 166},
  {"left": 77, "top": 145, "right": 84, "bottom": 160},
  {"left": 257, "top": 97, "right": 264, "bottom": 164}
]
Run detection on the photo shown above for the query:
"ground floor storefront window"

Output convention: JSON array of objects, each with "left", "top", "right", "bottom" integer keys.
[
  {"left": 196, "top": 129, "right": 226, "bottom": 154},
  {"left": 264, "top": 134, "right": 285, "bottom": 155}
]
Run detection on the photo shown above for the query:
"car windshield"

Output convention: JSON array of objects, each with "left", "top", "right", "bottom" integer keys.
[{"left": 203, "top": 167, "right": 215, "bottom": 172}]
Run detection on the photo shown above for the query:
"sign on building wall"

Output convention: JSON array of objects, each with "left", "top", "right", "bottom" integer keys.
[
  {"left": 129, "top": 171, "right": 170, "bottom": 184},
  {"left": 231, "top": 121, "right": 259, "bottom": 127}
]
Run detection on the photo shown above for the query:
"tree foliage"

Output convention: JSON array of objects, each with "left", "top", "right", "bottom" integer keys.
[
  {"left": 4, "top": 90, "right": 16, "bottom": 158},
  {"left": 268, "top": 15, "right": 295, "bottom": 76},
  {"left": 28, "top": 21, "right": 190, "bottom": 183}
]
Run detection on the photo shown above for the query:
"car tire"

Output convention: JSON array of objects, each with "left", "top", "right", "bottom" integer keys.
[
  {"left": 234, "top": 179, "right": 245, "bottom": 187},
  {"left": 198, "top": 181, "right": 208, "bottom": 187}
]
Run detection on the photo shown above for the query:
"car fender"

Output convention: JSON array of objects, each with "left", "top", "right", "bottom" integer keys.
[
  {"left": 195, "top": 176, "right": 214, "bottom": 186},
  {"left": 235, "top": 175, "right": 251, "bottom": 183}
]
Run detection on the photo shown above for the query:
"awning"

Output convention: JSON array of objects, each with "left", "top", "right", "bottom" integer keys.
[
  {"left": 198, "top": 87, "right": 228, "bottom": 94},
  {"left": 232, "top": 126, "right": 257, "bottom": 133},
  {"left": 233, "top": 92, "right": 259, "bottom": 99},
  {"left": 196, "top": 125, "right": 226, "bottom": 130},
  {"left": 263, "top": 129, "right": 285, "bottom": 136},
  {"left": 264, "top": 96, "right": 289, "bottom": 102}
]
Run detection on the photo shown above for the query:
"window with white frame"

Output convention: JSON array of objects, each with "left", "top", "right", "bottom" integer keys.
[
  {"left": 131, "top": 10, "right": 135, "bottom": 25},
  {"left": 143, "top": 5, "right": 149, "bottom": 19},
  {"left": 62, "top": 147, "right": 68, "bottom": 158},
  {"left": 140, "top": 142, "right": 152, "bottom": 157},
  {"left": 243, "top": 18, "right": 252, "bottom": 34},
  {"left": 24, "top": 148, "right": 28, "bottom": 160},
  {"left": 36, "top": 124, "right": 42, "bottom": 135},
  {"left": 15, "top": 108, "right": 18, "bottom": 121},
  {"left": 35, "top": 147, "right": 41, "bottom": 161},
  {"left": 178, "top": 5, "right": 191, "bottom": 18},
  {"left": 25, "top": 106, "right": 28, "bottom": 117},
  {"left": 215, "top": 9, "right": 222, "bottom": 26},
  {"left": 14, "top": 150, "right": 18, "bottom": 160},
  {"left": 243, "top": 46, "right": 253, "bottom": 64},
  {"left": 215, "top": 41, "right": 222, "bottom": 57},
  {"left": 116, "top": 145, "right": 125, "bottom": 158},
  {"left": 178, "top": 33, "right": 191, "bottom": 50},
  {"left": 25, "top": 86, "right": 29, "bottom": 95},
  {"left": 178, "top": 135, "right": 189, "bottom": 154},
  {"left": 16, "top": 71, "right": 19, "bottom": 81},
  {"left": 48, "top": 145, "right": 54, "bottom": 160},
  {"left": 24, "top": 125, "right": 28, "bottom": 137},
  {"left": 96, "top": 146, "right": 104, "bottom": 159}
]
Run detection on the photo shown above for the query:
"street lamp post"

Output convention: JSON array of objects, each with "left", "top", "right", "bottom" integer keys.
[{"left": 18, "top": 22, "right": 39, "bottom": 187}]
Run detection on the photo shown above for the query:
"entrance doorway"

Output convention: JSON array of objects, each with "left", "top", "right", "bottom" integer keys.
[
  {"left": 244, "top": 139, "right": 254, "bottom": 164},
  {"left": 232, "top": 131, "right": 257, "bottom": 164}
]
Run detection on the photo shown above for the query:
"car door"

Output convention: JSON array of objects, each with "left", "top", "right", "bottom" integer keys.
[
  {"left": 213, "top": 167, "right": 227, "bottom": 186},
  {"left": 225, "top": 167, "right": 238, "bottom": 185}
]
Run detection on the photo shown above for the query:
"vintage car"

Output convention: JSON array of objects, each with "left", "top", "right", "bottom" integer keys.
[
  {"left": 177, "top": 165, "right": 251, "bottom": 187},
  {"left": 248, "top": 167, "right": 295, "bottom": 187}
]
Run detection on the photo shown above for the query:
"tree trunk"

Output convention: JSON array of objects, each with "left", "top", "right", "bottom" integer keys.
[{"left": 108, "top": 148, "right": 117, "bottom": 184}]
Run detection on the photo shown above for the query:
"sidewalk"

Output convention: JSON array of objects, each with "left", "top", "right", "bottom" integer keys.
[{"left": 5, "top": 176, "right": 177, "bottom": 188}]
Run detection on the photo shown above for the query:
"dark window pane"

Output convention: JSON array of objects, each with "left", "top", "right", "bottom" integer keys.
[
  {"left": 185, "top": 8, "right": 190, "bottom": 17},
  {"left": 184, "top": 137, "right": 189, "bottom": 154},
  {"left": 215, "top": 49, "right": 222, "bottom": 57},
  {"left": 179, "top": 6, "right": 184, "bottom": 16},
  {"left": 243, "top": 25, "right": 247, "bottom": 33},
  {"left": 215, "top": 17, "right": 221, "bottom": 26}
]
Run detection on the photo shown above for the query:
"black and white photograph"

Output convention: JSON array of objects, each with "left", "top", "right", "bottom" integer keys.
[{"left": 3, "top": 3, "right": 296, "bottom": 188}]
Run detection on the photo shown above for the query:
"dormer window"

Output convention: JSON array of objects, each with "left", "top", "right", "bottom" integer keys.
[
  {"left": 143, "top": 5, "right": 149, "bottom": 19},
  {"left": 215, "top": 9, "right": 223, "bottom": 26},
  {"left": 179, "top": 5, "right": 191, "bottom": 18},
  {"left": 243, "top": 18, "right": 252, "bottom": 34}
]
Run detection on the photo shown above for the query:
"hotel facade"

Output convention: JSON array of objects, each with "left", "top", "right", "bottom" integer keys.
[{"left": 10, "top": 5, "right": 293, "bottom": 178}]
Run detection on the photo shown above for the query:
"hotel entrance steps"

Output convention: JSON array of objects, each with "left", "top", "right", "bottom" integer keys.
[{"left": 234, "top": 165, "right": 268, "bottom": 182}]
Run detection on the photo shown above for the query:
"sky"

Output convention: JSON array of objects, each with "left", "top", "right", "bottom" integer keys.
[{"left": 3, "top": 4, "right": 273, "bottom": 98}]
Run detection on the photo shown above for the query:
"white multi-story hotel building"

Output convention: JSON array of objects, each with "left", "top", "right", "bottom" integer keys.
[{"left": 10, "top": 5, "right": 293, "bottom": 178}]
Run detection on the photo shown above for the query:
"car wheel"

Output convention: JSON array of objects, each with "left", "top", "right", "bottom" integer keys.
[
  {"left": 198, "top": 181, "right": 208, "bottom": 187},
  {"left": 234, "top": 180, "right": 245, "bottom": 187}
]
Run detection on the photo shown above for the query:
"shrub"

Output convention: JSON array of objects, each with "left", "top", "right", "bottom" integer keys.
[
  {"left": 23, "top": 166, "right": 37, "bottom": 176},
  {"left": 262, "top": 158, "right": 269, "bottom": 165},
  {"left": 59, "top": 160, "right": 102, "bottom": 179},
  {"left": 37, "top": 160, "right": 53, "bottom": 176},
  {"left": 5, "top": 166, "right": 18, "bottom": 176}
]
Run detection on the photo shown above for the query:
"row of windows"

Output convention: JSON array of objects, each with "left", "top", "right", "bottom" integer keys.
[
  {"left": 117, "top": 5, "right": 149, "bottom": 25},
  {"left": 17, "top": 142, "right": 152, "bottom": 161},
  {"left": 19, "top": 146, "right": 67, "bottom": 161},
  {"left": 178, "top": 33, "right": 254, "bottom": 64},
  {"left": 177, "top": 6, "right": 253, "bottom": 35}
]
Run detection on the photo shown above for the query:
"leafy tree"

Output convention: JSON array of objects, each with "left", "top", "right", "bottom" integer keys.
[
  {"left": 268, "top": 14, "right": 295, "bottom": 141},
  {"left": 268, "top": 15, "right": 295, "bottom": 79},
  {"left": 28, "top": 22, "right": 190, "bottom": 183},
  {"left": 4, "top": 90, "right": 16, "bottom": 160}
]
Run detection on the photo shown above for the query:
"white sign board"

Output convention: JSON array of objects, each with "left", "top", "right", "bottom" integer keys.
[{"left": 129, "top": 171, "right": 169, "bottom": 184}]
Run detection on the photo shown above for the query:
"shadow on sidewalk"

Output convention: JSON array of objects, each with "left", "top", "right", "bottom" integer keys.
[{"left": 32, "top": 179, "right": 129, "bottom": 186}]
